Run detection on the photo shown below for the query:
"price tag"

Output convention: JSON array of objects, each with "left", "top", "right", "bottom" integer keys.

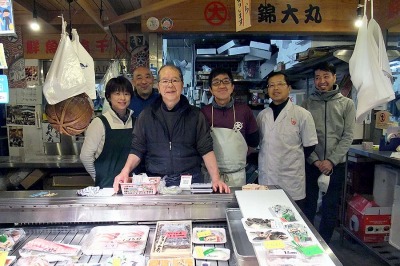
[
  {"left": 263, "top": 240, "right": 286, "bottom": 250},
  {"left": 112, "top": 257, "right": 121, "bottom": 266},
  {"left": 180, "top": 175, "right": 192, "bottom": 190},
  {"left": 298, "top": 245, "right": 324, "bottom": 257},
  {"left": 165, "top": 231, "right": 187, "bottom": 238},
  {"left": 194, "top": 246, "right": 205, "bottom": 258},
  {"left": 197, "top": 229, "right": 212, "bottom": 238},
  {"left": 194, "top": 246, "right": 215, "bottom": 258},
  {"left": 0, "top": 251, "right": 8, "bottom": 266}
]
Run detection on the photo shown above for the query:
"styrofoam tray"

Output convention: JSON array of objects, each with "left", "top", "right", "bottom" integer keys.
[
  {"left": 150, "top": 220, "right": 192, "bottom": 259},
  {"left": 241, "top": 217, "right": 281, "bottom": 231},
  {"left": 245, "top": 229, "right": 291, "bottom": 244},
  {"left": 0, "top": 228, "right": 26, "bottom": 251},
  {"left": 269, "top": 204, "right": 299, "bottom": 222},
  {"left": 284, "top": 222, "right": 314, "bottom": 244},
  {"left": 147, "top": 258, "right": 194, "bottom": 266},
  {"left": 192, "top": 227, "right": 226, "bottom": 244},
  {"left": 193, "top": 247, "right": 230, "bottom": 261},
  {"left": 81, "top": 225, "right": 149, "bottom": 255}
]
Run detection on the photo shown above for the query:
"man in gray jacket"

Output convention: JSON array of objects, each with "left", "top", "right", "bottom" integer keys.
[{"left": 302, "top": 62, "right": 356, "bottom": 244}]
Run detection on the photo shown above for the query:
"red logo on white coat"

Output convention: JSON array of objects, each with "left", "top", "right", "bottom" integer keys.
[{"left": 291, "top": 118, "right": 297, "bottom": 125}]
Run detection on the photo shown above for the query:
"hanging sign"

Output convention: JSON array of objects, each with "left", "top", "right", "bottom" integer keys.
[
  {"left": 0, "top": 75, "right": 9, "bottom": 103},
  {"left": 235, "top": 0, "right": 251, "bottom": 31},
  {"left": 375, "top": 110, "right": 391, "bottom": 129}
]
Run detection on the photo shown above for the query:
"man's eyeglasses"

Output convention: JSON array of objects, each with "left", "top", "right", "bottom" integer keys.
[
  {"left": 159, "top": 78, "right": 182, "bottom": 86},
  {"left": 211, "top": 78, "right": 232, "bottom": 87},
  {"left": 267, "top": 83, "right": 287, "bottom": 89}
]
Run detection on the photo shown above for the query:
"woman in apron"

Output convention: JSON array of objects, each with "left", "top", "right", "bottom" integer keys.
[
  {"left": 201, "top": 68, "right": 259, "bottom": 187},
  {"left": 80, "top": 76, "right": 135, "bottom": 188}
]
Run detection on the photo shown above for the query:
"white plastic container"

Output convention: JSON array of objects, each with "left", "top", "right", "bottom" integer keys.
[
  {"left": 389, "top": 185, "right": 400, "bottom": 249},
  {"left": 373, "top": 164, "right": 399, "bottom": 207}
]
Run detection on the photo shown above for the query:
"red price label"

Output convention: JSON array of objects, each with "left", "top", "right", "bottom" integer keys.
[{"left": 165, "top": 231, "right": 187, "bottom": 238}]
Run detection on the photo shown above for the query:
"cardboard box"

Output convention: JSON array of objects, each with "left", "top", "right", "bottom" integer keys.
[
  {"left": 244, "top": 54, "right": 264, "bottom": 61},
  {"left": 196, "top": 48, "right": 216, "bottom": 55},
  {"left": 52, "top": 175, "right": 94, "bottom": 187},
  {"left": 228, "top": 46, "right": 250, "bottom": 55},
  {"left": 20, "top": 169, "right": 47, "bottom": 189},
  {"left": 346, "top": 194, "right": 391, "bottom": 242},
  {"left": 259, "top": 53, "right": 278, "bottom": 78},
  {"left": 249, "top": 47, "right": 272, "bottom": 59},
  {"left": 217, "top": 40, "right": 237, "bottom": 54},
  {"left": 250, "top": 41, "right": 271, "bottom": 51}
]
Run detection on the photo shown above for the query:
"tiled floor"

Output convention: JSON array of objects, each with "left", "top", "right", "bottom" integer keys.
[{"left": 329, "top": 230, "right": 387, "bottom": 266}]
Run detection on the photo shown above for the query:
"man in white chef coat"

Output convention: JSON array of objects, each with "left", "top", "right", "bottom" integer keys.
[{"left": 257, "top": 71, "right": 318, "bottom": 210}]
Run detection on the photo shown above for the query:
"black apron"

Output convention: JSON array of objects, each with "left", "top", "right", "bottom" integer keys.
[{"left": 94, "top": 115, "right": 133, "bottom": 188}]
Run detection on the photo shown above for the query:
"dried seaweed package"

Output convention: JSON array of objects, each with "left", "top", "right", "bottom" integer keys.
[{"left": 150, "top": 220, "right": 192, "bottom": 258}]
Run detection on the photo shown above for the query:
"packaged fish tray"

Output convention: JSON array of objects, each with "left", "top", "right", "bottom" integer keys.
[
  {"left": 81, "top": 225, "right": 150, "bottom": 255},
  {"left": 245, "top": 229, "right": 291, "bottom": 244},
  {"left": 192, "top": 227, "right": 226, "bottom": 244},
  {"left": 150, "top": 220, "right": 192, "bottom": 259},
  {"left": 241, "top": 217, "right": 281, "bottom": 232},
  {"left": 0, "top": 228, "right": 25, "bottom": 251},
  {"left": 192, "top": 246, "right": 231, "bottom": 261},
  {"left": 147, "top": 257, "right": 194, "bottom": 266},
  {"left": 19, "top": 238, "right": 81, "bottom": 258}
]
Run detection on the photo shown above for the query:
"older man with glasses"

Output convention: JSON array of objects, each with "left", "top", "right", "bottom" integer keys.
[
  {"left": 113, "top": 64, "right": 230, "bottom": 193},
  {"left": 201, "top": 68, "right": 259, "bottom": 187},
  {"left": 256, "top": 71, "right": 317, "bottom": 211}
]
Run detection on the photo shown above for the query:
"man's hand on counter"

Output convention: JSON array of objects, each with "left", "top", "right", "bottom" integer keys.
[
  {"left": 113, "top": 171, "right": 130, "bottom": 192},
  {"left": 212, "top": 180, "right": 231, "bottom": 194}
]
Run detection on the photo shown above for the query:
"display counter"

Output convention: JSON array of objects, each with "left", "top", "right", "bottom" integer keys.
[{"left": 0, "top": 187, "right": 342, "bottom": 265}]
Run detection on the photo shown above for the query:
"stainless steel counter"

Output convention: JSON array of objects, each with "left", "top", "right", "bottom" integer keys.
[
  {"left": 0, "top": 189, "right": 239, "bottom": 224},
  {"left": 0, "top": 155, "right": 83, "bottom": 168},
  {"left": 349, "top": 145, "right": 400, "bottom": 167}
]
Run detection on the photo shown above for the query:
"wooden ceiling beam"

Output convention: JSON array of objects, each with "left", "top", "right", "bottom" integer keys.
[
  {"left": 75, "top": 0, "right": 109, "bottom": 33},
  {"left": 106, "top": 0, "right": 189, "bottom": 26},
  {"left": 14, "top": 0, "right": 53, "bottom": 23}
]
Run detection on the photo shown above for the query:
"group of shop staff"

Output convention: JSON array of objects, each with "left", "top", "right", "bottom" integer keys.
[{"left": 80, "top": 62, "right": 355, "bottom": 244}]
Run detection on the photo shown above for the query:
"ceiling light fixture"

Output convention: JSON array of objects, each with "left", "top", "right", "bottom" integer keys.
[
  {"left": 354, "top": 2, "right": 363, "bottom": 28},
  {"left": 30, "top": 0, "right": 40, "bottom": 31}
]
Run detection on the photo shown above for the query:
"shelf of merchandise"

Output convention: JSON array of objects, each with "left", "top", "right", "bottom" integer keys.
[{"left": 341, "top": 145, "right": 400, "bottom": 266}]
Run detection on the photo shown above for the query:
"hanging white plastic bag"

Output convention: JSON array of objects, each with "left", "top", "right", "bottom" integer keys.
[
  {"left": 43, "top": 17, "right": 87, "bottom": 104},
  {"left": 349, "top": 0, "right": 394, "bottom": 123},
  {"left": 101, "top": 60, "right": 120, "bottom": 114},
  {"left": 71, "top": 28, "right": 96, "bottom": 100}
]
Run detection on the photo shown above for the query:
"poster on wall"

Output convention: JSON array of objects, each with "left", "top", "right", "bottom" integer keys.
[
  {"left": 8, "top": 126, "right": 23, "bottom": 147},
  {"left": 42, "top": 122, "right": 60, "bottom": 143},
  {"left": 0, "top": 0, "right": 15, "bottom": 36},
  {"left": 24, "top": 59, "right": 39, "bottom": 86},
  {"left": 6, "top": 105, "right": 36, "bottom": 126}
]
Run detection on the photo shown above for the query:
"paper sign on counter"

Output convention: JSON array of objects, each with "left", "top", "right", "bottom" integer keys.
[{"left": 263, "top": 240, "right": 285, "bottom": 250}]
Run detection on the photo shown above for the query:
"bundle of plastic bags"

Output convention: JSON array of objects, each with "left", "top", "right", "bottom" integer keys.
[
  {"left": 43, "top": 16, "right": 96, "bottom": 104},
  {"left": 349, "top": 0, "right": 394, "bottom": 123}
]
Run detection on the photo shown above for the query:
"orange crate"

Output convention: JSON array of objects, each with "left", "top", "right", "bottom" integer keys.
[{"left": 120, "top": 177, "right": 160, "bottom": 195}]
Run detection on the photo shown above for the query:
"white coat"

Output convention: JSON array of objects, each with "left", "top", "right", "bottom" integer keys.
[{"left": 256, "top": 100, "right": 318, "bottom": 200}]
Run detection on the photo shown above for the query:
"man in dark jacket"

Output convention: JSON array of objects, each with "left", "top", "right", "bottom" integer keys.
[{"left": 114, "top": 65, "right": 230, "bottom": 193}]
